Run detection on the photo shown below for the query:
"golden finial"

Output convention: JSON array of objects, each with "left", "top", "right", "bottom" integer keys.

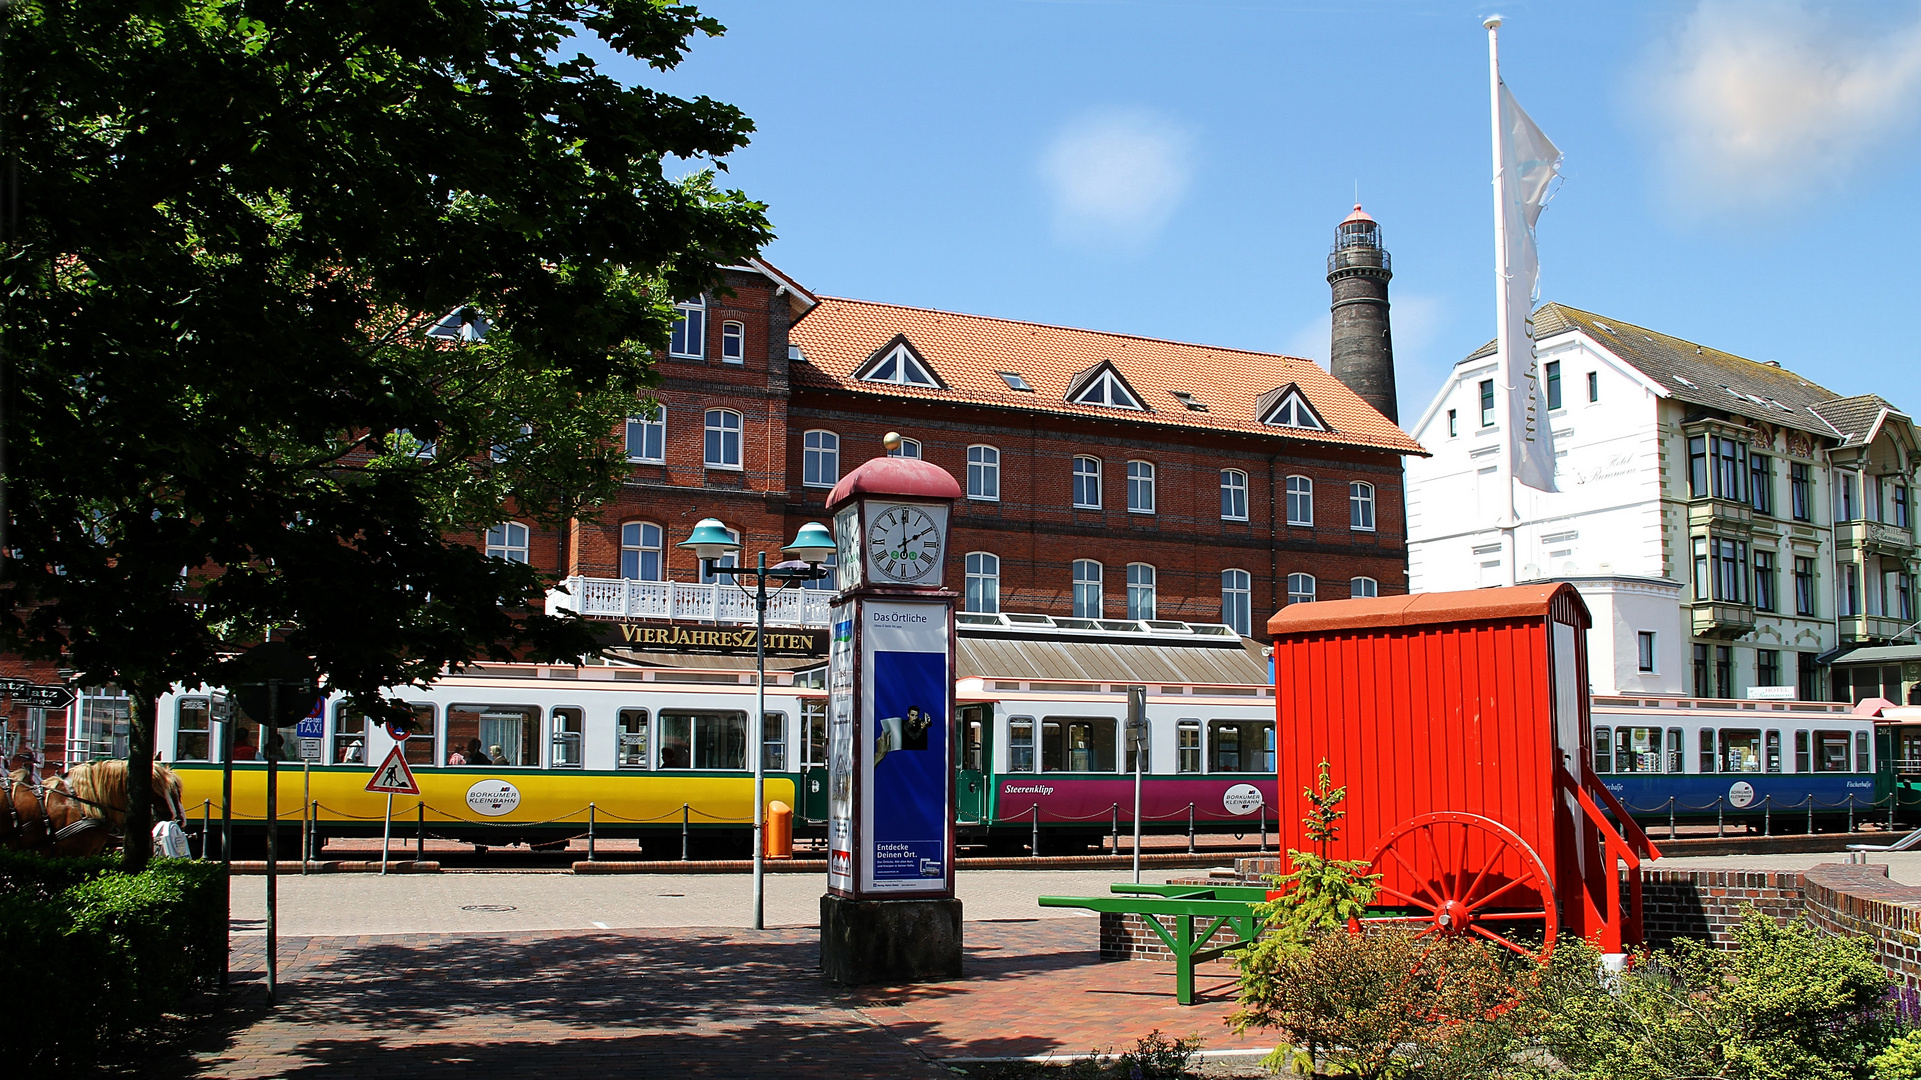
[{"left": 882, "top": 432, "right": 902, "bottom": 452}]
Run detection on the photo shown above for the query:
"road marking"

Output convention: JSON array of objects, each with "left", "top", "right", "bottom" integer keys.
[{"left": 593, "top": 921, "right": 610, "bottom": 929}]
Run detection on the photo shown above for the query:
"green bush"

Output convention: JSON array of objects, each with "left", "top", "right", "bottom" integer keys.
[
  {"left": 1873, "top": 1030, "right": 1921, "bottom": 1080},
  {"left": 0, "top": 853, "right": 225, "bottom": 1073}
]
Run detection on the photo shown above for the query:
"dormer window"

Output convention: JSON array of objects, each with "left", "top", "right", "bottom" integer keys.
[
  {"left": 1257, "top": 384, "right": 1328, "bottom": 431},
  {"left": 854, "top": 335, "right": 942, "bottom": 387},
  {"left": 1066, "top": 362, "right": 1145, "bottom": 411}
]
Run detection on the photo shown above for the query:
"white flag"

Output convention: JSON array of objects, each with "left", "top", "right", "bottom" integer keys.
[{"left": 1497, "top": 80, "right": 1562, "bottom": 492}]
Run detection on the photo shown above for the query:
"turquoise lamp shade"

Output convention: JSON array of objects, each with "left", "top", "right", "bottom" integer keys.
[
  {"left": 782, "top": 521, "right": 837, "bottom": 564},
  {"left": 677, "top": 518, "right": 741, "bottom": 562}
]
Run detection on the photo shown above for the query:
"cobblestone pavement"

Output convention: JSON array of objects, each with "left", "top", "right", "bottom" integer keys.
[{"left": 202, "top": 922, "right": 1270, "bottom": 1078}]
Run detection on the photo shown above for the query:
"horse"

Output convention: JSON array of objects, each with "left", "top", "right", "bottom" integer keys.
[{"left": 1, "top": 760, "right": 184, "bottom": 858}]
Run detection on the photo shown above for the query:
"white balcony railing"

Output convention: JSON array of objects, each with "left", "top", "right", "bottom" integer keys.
[{"left": 549, "top": 576, "right": 833, "bottom": 627}]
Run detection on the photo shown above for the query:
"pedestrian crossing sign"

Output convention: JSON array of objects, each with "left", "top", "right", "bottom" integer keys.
[{"left": 364, "top": 745, "right": 421, "bottom": 795}]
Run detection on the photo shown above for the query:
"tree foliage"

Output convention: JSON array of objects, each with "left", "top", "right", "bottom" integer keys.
[{"left": 3, "top": 0, "right": 772, "bottom": 866}]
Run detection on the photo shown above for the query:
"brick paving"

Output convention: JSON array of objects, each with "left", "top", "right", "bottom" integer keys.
[{"left": 199, "top": 921, "right": 1272, "bottom": 1078}]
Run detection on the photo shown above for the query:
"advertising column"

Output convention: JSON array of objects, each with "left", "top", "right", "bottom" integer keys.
[{"left": 858, "top": 601, "right": 952, "bottom": 895}]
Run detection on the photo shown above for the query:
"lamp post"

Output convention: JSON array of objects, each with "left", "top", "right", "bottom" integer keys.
[{"left": 678, "top": 517, "right": 835, "bottom": 929}]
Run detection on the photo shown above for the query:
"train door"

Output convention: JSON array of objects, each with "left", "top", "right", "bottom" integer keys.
[
  {"left": 800, "top": 700, "right": 829, "bottom": 823},
  {"left": 957, "top": 704, "right": 991, "bottom": 823}
]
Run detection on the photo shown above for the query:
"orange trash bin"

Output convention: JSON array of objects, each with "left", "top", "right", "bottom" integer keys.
[{"left": 765, "top": 800, "right": 793, "bottom": 859}]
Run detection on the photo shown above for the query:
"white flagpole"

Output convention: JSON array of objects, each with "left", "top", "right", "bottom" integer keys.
[{"left": 1486, "top": 15, "right": 1519, "bottom": 585}]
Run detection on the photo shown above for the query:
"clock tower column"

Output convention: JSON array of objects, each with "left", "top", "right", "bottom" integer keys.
[{"left": 819, "top": 434, "right": 965, "bottom": 985}]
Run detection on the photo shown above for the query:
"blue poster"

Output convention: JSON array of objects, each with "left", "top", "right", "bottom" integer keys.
[{"left": 870, "top": 649, "right": 947, "bottom": 882}]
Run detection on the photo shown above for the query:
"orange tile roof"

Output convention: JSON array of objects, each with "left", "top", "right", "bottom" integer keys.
[{"left": 788, "top": 297, "right": 1426, "bottom": 455}]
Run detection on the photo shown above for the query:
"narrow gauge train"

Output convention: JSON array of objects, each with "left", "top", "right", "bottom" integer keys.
[
  {"left": 150, "top": 614, "right": 1281, "bottom": 855},
  {"left": 1588, "top": 694, "right": 1881, "bottom": 830}
]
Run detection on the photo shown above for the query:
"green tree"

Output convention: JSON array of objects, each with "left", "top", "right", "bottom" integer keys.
[{"left": 3, "top": 0, "right": 772, "bottom": 868}]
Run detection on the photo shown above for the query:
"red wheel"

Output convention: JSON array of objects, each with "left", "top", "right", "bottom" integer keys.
[{"left": 1357, "top": 811, "right": 1558, "bottom": 961}]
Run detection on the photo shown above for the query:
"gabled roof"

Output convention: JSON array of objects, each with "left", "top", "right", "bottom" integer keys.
[
  {"left": 1256, "top": 383, "right": 1329, "bottom": 430},
  {"left": 1811, "top": 395, "right": 1910, "bottom": 447},
  {"left": 1063, "top": 360, "right": 1148, "bottom": 411},
  {"left": 790, "top": 297, "right": 1425, "bottom": 454},
  {"left": 1468, "top": 303, "right": 1841, "bottom": 435}
]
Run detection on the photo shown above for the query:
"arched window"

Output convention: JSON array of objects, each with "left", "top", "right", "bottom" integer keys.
[
  {"left": 1072, "top": 560, "right": 1103, "bottom": 619},
  {"left": 1288, "top": 572, "right": 1316, "bottom": 605},
  {"left": 1349, "top": 481, "right": 1376, "bottom": 531},
  {"left": 965, "top": 552, "right": 1000, "bottom": 614},
  {"left": 704, "top": 409, "right": 742, "bottom": 469},
  {"left": 485, "top": 522, "right": 530, "bottom": 563},
  {"left": 1126, "top": 562, "right": 1156, "bottom": 620},
  {"left": 1072, "top": 456, "right": 1102, "bottom": 509},
  {"left": 967, "top": 445, "right": 1000, "bottom": 501},
  {"left": 887, "top": 437, "right": 922, "bottom": 459},
  {"left": 1221, "top": 569, "right": 1252, "bottom": 636},
  {"left": 803, "top": 430, "right": 840, "bottom": 488},
  {"left": 720, "top": 321, "right": 744, "bottom": 363},
  {"left": 1127, "top": 460, "right": 1155, "bottom": 514},
  {"left": 1286, "top": 475, "right": 1313, "bottom": 526},
  {"left": 670, "top": 296, "right": 705, "bottom": 358},
  {"left": 1221, "top": 469, "right": 1248, "bottom": 521},
  {"left": 625, "top": 406, "right": 664, "bottom": 463},
  {"left": 1350, "top": 576, "right": 1379, "bottom": 598},
  {"left": 620, "top": 522, "right": 664, "bottom": 581}
]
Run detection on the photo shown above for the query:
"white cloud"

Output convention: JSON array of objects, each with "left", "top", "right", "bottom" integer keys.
[
  {"left": 1040, "top": 109, "right": 1195, "bottom": 246},
  {"left": 1644, "top": 1, "right": 1921, "bottom": 212}
]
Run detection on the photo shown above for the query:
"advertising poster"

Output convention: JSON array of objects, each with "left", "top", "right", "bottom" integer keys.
[
  {"left": 859, "top": 600, "right": 951, "bottom": 895},
  {"left": 826, "top": 605, "right": 856, "bottom": 894}
]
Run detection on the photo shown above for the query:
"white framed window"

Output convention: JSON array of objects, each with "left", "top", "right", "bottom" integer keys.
[
  {"left": 1221, "top": 469, "right": 1248, "bottom": 521},
  {"left": 698, "top": 525, "right": 741, "bottom": 585},
  {"left": 887, "top": 437, "right": 922, "bottom": 459},
  {"left": 1637, "top": 631, "right": 1657, "bottom": 673},
  {"left": 620, "top": 522, "right": 664, "bottom": 581},
  {"left": 670, "top": 296, "right": 705, "bottom": 358},
  {"left": 625, "top": 406, "right": 664, "bottom": 463},
  {"left": 1286, "top": 475, "right": 1313, "bottom": 526},
  {"left": 1288, "top": 572, "right": 1316, "bottom": 605},
  {"left": 967, "top": 445, "right": 1000, "bottom": 501},
  {"left": 720, "top": 321, "right": 744, "bottom": 364},
  {"left": 802, "top": 429, "right": 840, "bottom": 488},
  {"left": 1221, "top": 568, "right": 1252, "bottom": 636},
  {"left": 485, "top": 522, "right": 530, "bottom": 563},
  {"left": 704, "top": 409, "right": 742, "bottom": 469},
  {"left": 857, "top": 340, "right": 940, "bottom": 386},
  {"left": 1069, "top": 366, "right": 1144, "bottom": 410},
  {"left": 965, "top": 552, "right": 1000, "bottom": 614},
  {"left": 1259, "top": 386, "right": 1325, "bottom": 430},
  {"left": 1072, "top": 560, "right": 1103, "bottom": 619},
  {"left": 1349, "top": 481, "right": 1376, "bottom": 531},
  {"left": 1072, "top": 456, "right": 1102, "bottom": 509},
  {"left": 1127, "top": 461, "right": 1155, "bottom": 514},
  {"left": 1126, "top": 562, "right": 1156, "bottom": 620},
  {"left": 550, "top": 706, "right": 584, "bottom": 768},
  {"left": 1350, "top": 576, "right": 1378, "bottom": 598}
]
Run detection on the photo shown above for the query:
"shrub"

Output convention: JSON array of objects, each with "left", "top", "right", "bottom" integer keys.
[{"left": 1874, "top": 1031, "right": 1921, "bottom": 1080}]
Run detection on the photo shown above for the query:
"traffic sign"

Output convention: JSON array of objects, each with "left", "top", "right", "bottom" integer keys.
[
  {"left": 0, "top": 678, "right": 75, "bottom": 709},
  {"left": 295, "top": 698, "right": 325, "bottom": 740},
  {"left": 364, "top": 745, "right": 421, "bottom": 795}
]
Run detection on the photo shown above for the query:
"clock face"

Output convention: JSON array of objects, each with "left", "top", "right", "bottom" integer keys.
[{"left": 866, "top": 503, "right": 944, "bottom": 582}]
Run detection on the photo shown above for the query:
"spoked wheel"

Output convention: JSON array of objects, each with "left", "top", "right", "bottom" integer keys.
[{"left": 1357, "top": 811, "right": 1559, "bottom": 960}]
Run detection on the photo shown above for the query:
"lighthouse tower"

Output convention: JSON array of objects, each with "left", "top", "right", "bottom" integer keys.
[{"left": 1326, "top": 204, "right": 1399, "bottom": 424}]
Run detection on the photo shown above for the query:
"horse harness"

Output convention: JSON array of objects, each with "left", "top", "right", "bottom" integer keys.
[{"left": 1, "top": 770, "right": 109, "bottom": 848}]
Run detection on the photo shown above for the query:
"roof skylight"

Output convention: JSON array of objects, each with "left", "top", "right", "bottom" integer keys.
[
  {"left": 997, "top": 371, "right": 1034, "bottom": 392},
  {"left": 1170, "top": 391, "right": 1209, "bottom": 412}
]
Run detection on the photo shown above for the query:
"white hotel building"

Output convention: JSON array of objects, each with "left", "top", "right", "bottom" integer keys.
[{"left": 1405, "top": 303, "right": 1919, "bottom": 704}]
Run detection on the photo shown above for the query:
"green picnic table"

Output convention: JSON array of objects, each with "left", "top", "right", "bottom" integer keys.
[{"left": 1038, "top": 883, "right": 1274, "bottom": 1005}]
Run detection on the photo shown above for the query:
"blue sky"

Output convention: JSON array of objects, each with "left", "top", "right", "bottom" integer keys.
[{"left": 605, "top": 1, "right": 1921, "bottom": 422}]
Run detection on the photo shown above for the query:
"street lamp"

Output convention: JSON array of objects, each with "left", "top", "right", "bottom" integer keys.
[{"left": 677, "top": 518, "right": 833, "bottom": 929}]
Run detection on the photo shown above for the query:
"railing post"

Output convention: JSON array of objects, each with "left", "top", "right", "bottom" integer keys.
[
  {"left": 416, "top": 801, "right": 425, "bottom": 860},
  {"left": 1717, "top": 796, "right": 1724, "bottom": 838},
  {"left": 682, "top": 803, "right": 691, "bottom": 861},
  {"left": 1187, "top": 802, "right": 1195, "bottom": 854},
  {"left": 1764, "top": 796, "right": 1771, "bottom": 837},
  {"left": 1849, "top": 793, "right": 1856, "bottom": 835},
  {"left": 1259, "top": 802, "right": 1267, "bottom": 853},
  {"left": 201, "top": 799, "right": 212, "bottom": 860},
  {"left": 1111, "top": 803, "right": 1119, "bottom": 855},
  {"left": 1031, "top": 803, "right": 1040, "bottom": 858},
  {"left": 588, "top": 802, "right": 597, "bottom": 862},
  {"left": 1894, "top": 788, "right": 1901, "bottom": 831},
  {"left": 1807, "top": 795, "right": 1814, "bottom": 835},
  {"left": 1668, "top": 797, "right": 1676, "bottom": 842}
]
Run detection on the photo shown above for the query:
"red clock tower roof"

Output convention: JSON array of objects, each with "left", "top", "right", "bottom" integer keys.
[{"left": 825, "top": 454, "right": 963, "bottom": 512}]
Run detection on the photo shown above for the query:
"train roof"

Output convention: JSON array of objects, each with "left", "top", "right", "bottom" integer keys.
[{"left": 955, "top": 615, "right": 1268, "bottom": 687}]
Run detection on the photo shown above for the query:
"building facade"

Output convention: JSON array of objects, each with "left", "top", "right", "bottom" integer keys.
[{"left": 1406, "top": 303, "right": 1919, "bottom": 703}]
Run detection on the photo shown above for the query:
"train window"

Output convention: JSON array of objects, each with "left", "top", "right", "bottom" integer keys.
[
  {"left": 959, "top": 706, "right": 988, "bottom": 771},
  {"left": 1700, "top": 728, "right": 1715, "bottom": 773},
  {"left": 1593, "top": 728, "right": 1612, "bottom": 773},
  {"left": 617, "top": 709, "right": 649, "bottom": 769},
  {"left": 445, "top": 705, "right": 538, "bottom": 767},
  {"left": 763, "top": 712, "right": 786, "bottom": 772},
  {"left": 803, "top": 701, "right": 828, "bottom": 767},
  {"left": 1040, "top": 716, "right": 1116, "bottom": 772},
  {"left": 1794, "top": 730, "right": 1810, "bottom": 773},
  {"left": 1668, "top": 728, "right": 1684, "bottom": 773},
  {"left": 1612, "top": 727, "right": 1664, "bottom": 772},
  {"left": 399, "top": 705, "right": 437, "bottom": 766},
  {"left": 1719, "top": 729, "right": 1763, "bottom": 773},
  {"left": 175, "top": 698, "right": 211, "bottom": 761},
  {"left": 1814, "top": 731, "right": 1851, "bottom": 772},
  {"left": 1766, "top": 730, "right": 1781, "bottom": 773},
  {"left": 1209, "top": 721, "right": 1276, "bottom": 772},
  {"left": 1008, "top": 717, "right": 1035, "bottom": 772},
  {"left": 332, "top": 703, "right": 367, "bottom": 764},
  {"left": 1177, "top": 721, "right": 1201, "bottom": 773},
  {"left": 659, "top": 710, "right": 747, "bottom": 770},
  {"left": 1858, "top": 731, "right": 1871, "bottom": 772},
  {"left": 550, "top": 707, "right": 584, "bottom": 768}
]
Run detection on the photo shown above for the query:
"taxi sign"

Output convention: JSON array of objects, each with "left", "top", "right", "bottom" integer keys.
[
  {"left": 295, "top": 698, "right": 325, "bottom": 740},
  {"left": 364, "top": 745, "right": 421, "bottom": 795}
]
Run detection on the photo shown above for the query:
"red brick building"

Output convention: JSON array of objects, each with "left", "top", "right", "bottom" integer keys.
[{"left": 516, "top": 259, "right": 1424, "bottom": 638}]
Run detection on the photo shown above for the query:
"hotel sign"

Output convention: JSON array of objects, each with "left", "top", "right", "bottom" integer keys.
[{"left": 600, "top": 621, "right": 827, "bottom": 657}]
